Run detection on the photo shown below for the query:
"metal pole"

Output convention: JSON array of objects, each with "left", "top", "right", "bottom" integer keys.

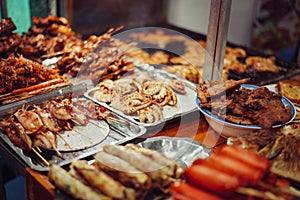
[
  {"left": 48, "top": 0, "right": 57, "bottom": 16},
  {"left": 203, "top": 0, "right": 232, "bottom": 81},
  {"left": 1, "top": 0, "right": 7, "bottom": 18}
]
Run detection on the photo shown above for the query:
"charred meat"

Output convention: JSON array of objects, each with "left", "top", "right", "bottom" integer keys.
[{"left": 197, "top": 79, "right": 292, "bottom": 128}]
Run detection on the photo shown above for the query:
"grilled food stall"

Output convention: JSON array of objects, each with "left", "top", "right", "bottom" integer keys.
[{"left": 0, "top": 0, "right": 300, "bottom": 199}]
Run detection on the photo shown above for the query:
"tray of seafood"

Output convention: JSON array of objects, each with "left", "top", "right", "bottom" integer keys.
[
  {"left": 0, "top": 94, "right": 147, "bottom": 171},
  {"left": 84, "top": 63, "right": 198, "bottom": 128}
]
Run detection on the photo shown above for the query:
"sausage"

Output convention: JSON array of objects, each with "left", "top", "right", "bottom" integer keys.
[
  {"left": 184, "top": 164, "right": 241, "bottom": 195},
  {"left": 170, "top": 182, "right": 223, "bottom": 200},
  {"left": 219, "top": 145, "right": 271, "bottom": 171},
  {"left": 207, "top": 154, "right": 265, "bottom": 185}
]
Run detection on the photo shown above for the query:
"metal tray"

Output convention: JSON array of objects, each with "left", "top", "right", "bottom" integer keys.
[
  {"left": 53, "top": 136, "right": 211, "bottom": 200},
  {"left": 0, "top": 87, "right": 147, "bottom": 172},
  {"left": 137, "top": 136, "right": 211, "bottom": 168},
  {"left": 125, "top": 24, "right": 300, "bottom": 86},
  {"left": 84, "top": 63, "right": 198, "bottom": 129}
]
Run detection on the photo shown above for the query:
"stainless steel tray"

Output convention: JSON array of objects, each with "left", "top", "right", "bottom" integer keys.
[
  {"left": 0, "top": 119, "right": 146, "bottom": 172},
  {"left": 53, "top": 136, "right": 210, "bottom": 200},
  {"left": 0, "top": 85, "right": 147, "bottom": 172},
  {"left": 137, "top": 136, "right": 211, "bottom": 168},
  {"left": 84, "top": 64, "right": 198, "bottom": 129}
]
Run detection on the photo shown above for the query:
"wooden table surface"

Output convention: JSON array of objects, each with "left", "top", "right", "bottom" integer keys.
[{"left": 25, "top": 112, "right": 226, "bottom": 200}]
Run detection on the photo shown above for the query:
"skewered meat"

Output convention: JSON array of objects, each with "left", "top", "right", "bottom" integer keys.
[
  {"left": 125, "top": 143, "right": 181, "bottom": 178},
  {"left": 55, "top": 26, "right": 136, "bottom": 82},
  {"left": 5, "top": 120, "right": 32, "bottom": 151},
  {"left": 33, "top": 105, "right": 61, "bottom": 132},
  {"left": 46, "top": 100, "right": 73, "bottom": 121},
  {"left": 0, "top": 98, "right": 112, "bottom": 152},
  {"left": 19, "top": 15, "right": 82, "bottom": 62},
  {"left": 14, "top": 104, "right": 43, "bottom": 134},
  {"left": 32, "top": 130, "right": 57, "bottom": 150}
]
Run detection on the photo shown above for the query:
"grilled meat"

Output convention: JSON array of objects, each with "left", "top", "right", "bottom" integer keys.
[
  {"left": 0, "top": 18, "right": 21, "bottom": 57},
  {"left": 0, "top": 55, "right": 64, "bottom": 95},
  {"left": 197, "top": 80, "right": 292, "bottom": 128}
]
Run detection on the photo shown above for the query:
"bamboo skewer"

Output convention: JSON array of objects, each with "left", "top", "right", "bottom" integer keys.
[
  {"left": 32, "top": 148, "right": 50, "bottom": 166},
  {"left": 106, "top": 116, "right": 129, "bottom": 126},
  {"left": 56, "top": 132, "right": 72, "bottom": 149},
  {"left": 40, "top": 132, "right": 62, "bottom": 157},
  {"left": 36, "top": 146, "right": 42, "bottom": 153},
  {"left": 237, "top": 187, "right": 285, "bottom": 200}
]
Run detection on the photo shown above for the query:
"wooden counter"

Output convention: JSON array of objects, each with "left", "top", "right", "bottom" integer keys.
[{"left": 25, "top": 113, "right": 226, "bottom": 200}]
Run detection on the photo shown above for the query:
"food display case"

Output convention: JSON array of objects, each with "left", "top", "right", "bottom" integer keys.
[{"left": 0, "top": 0, "right": 300, "bottom": 200}]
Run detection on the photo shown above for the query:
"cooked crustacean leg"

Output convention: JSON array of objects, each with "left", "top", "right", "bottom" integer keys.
[
  {"left": 141, "top": 81, "right": 177, "bottom": 106},
  {"left": 138, "top": 103, "right": 163, "bottom": 123},
  {"left": 94, "top": 79, "right": 115, "bottom": 103},
  {"left": 110, "top": 91, "right": 152, "bottom": 115},
  {"left": 113, "top": 79, "right": 139, "bottom": 97},
  {"left": 168, "top": 79, "right": 186, "bottom": 95}
]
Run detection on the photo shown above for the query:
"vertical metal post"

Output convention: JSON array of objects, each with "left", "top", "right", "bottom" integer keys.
[
  {"left": 48, "top": 0, "right": 57, "bottom": 16},
  {"left": 1, "top": 0, "right": 7, "bottom": 18},
  {"left": 203, "top": 0, "right": 232, "bottom": 81}
]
